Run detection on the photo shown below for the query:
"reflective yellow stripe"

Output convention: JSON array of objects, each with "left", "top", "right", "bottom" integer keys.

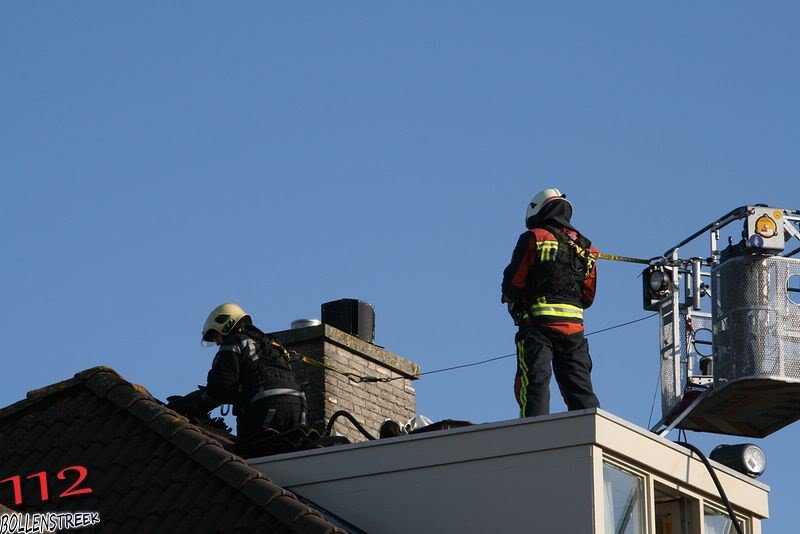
[
  {"left": 517, "top": 338, "right": 528, "bottom": 417},
  {"left": 538, "top": 240, "right": 558, "bottom": 263},
  {"left": 530, "top": 302, "right": 583, "bottom": 311},
  {"left": 529, "top": 302, "right": 584, "bottom": 320},
  {"left": 531, "top": 304, "right": 583, "bottom": 310},
  {"left": 529, "top": 309, "right": 584, "bottom": 319}
]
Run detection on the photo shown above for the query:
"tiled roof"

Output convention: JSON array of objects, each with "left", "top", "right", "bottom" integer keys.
[{"left": 0, "top": 367, "right": 348, "bottom": 534}]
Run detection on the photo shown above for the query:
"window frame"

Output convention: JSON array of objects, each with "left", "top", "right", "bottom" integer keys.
[
  {"left": 600, "top": 450, "right": 754, "bottom": 534},
  {"left": 702, "top": 502, "right": 749, "bottom": 534},
  {"left": 653, "top": 482, "right": 700, "bottom": 534},
  {"left": 602, "top": 457, "right": 651, "bottom": 534}
]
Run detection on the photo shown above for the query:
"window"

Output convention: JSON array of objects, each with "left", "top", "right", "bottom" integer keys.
[
  {"left": 704, "top": 507, "right": 744, "bottom": 534},
  {"left": 654, "top": 484, "right": 697, "bottom": 534},
  {"left": 604, "top": 463, "right": 645, "bottom": 534}
]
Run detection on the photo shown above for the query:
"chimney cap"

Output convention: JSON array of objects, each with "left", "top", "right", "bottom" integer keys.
[
  {"left": 321, "top": 299, "right": 375, "bottom": 343},
  {"left": 291, "top": 318, "right": 322, "bottom": 330}
]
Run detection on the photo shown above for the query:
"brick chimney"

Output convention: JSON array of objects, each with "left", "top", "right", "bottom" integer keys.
[{"left": 272, "top": 323, "right": 421, "bottom": 443}]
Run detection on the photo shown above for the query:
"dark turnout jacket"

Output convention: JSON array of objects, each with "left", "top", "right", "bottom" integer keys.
[
  {"left": 206, "top": 330, "right": 304, "bottom": 436},
  {"left": 502, "top": 225, "right": 598, "bottom": 335}
]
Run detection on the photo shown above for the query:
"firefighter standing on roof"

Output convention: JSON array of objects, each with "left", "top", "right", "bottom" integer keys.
[{"left": 502, "top": 188, "right": 600, "bottom": 417}]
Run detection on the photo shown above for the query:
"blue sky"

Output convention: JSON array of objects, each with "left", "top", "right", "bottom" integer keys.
[{"left": 2, "top": 2, "right": 798, "bottom": 530}]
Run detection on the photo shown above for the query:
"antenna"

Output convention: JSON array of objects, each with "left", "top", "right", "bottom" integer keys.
[{"left": 647, "top": 206, "right": 800, "bottom": 438}]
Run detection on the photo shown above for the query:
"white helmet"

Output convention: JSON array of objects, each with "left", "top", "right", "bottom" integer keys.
[
  {"left": 202, "top": 303, "right": 250, "bottom": 346},
  {"left": 525, "top": 188, "right": 572, "bottom": 227}
]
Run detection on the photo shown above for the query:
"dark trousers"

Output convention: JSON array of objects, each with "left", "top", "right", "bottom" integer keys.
[
  {"left": 237, "top": 395, "right": 306, "bottom": 439},
  {"left": 514, "top": 326, "right": 600, "bottom": 417}
]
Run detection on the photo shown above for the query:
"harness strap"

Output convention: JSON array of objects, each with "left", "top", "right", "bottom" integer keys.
[
  {"left": 250, "top": 388, "right": 307, "bottom": 403},
  {"left": 245, "top": 324, "right": 390, "bottom": 383},
  {"left": 548, "top": 227, "right": 596, "bottom": 278}
]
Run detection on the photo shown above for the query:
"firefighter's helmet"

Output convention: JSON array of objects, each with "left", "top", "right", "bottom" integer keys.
[
  {"left": 202, "top": 303, "right": 250, "bottom": 345},
  {"left": 525, "top": 188, "right": 572, "bottom": 227}
]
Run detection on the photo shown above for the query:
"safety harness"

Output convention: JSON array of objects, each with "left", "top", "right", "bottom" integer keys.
[{"left": 516, "top": 227, "right": 596, "bottom": 326}]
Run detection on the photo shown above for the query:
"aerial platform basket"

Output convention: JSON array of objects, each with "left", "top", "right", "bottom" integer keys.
[
  {"left": 664, "top": 379, "right": 800, "bottom": 438},
  {"left": 648, "top": 206, "right": 800, "bottom": 438}
]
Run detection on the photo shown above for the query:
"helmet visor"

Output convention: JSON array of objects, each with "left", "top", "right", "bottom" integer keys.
[{"left": 201, "top": 330, "right": 220, "bottom": 347}]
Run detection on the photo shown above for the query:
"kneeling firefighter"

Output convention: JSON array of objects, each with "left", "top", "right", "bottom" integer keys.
[
  {"left": 501, "top": 188, "right": 601, "bottom": 417},
  {"left": 171, "top": 303, "right": 307, "bottom": 438}
]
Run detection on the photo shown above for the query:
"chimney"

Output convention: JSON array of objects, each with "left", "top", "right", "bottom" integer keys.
[
  {"left": 321, "top": 298, "right": 375, "bottom": 343},
  {"left": 271, "top": 300, "right": 420, "bottom": 443}
]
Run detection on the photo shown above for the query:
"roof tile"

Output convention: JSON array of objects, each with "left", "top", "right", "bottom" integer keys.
[
  {"left": 293, "top": 511, "right": 348, "bottom": 534},
  {"left": 83, "top": 370, "right": 123, "bottom": 397},
  {"left": 240, "top": 477, "right": 281, "bottom": 505},
  {"left": 192, "top": 442, "right": 237, "bottom": 472},
  {"left": 115, "top": 487, "right": 145, "bottom": 517},
  {"left": 127, "top": 396, "right": 169, "bottom": 424},
  {"left": 104, "top": 383, "right": 141, "bottom": 409},
  {"left": 213, "top": 499, "right": 254, "bottom": 527},
  {"left": 168, "top": 425, "right": 212, "bottom": 455},
  {"left": 148, "top": 412, "right": 186, "bottom": 439},
  {"left": 114, "top": 518, "right": 144, "bottom": 534},
  {"left": 158, "top": 510, "right": 193, "bottom": 533},
  {"left": 128, "top": 455, "right": 167, "bottom": 490},
  {"left": 264, "top": 494, "right": 308, "bottom": 527},
  {"left": 182, "top": 477, "right": 220, "bottom": 509},
  {"left": 73, "top": 366, "right": 115, "bottom": 382},
  {"left": 138, "top": 513, "right": 166, "bottom": 533},
  {"left": 216, "top": 459, "right": 260, "bottom": 490}
]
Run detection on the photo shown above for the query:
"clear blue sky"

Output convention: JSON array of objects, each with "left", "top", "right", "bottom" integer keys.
[{"left": 2, "top": 2, "right": 797, "bottom": 530}]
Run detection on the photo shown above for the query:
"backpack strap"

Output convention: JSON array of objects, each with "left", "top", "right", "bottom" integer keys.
[{"left": 546, "top": 227, "right": 596, "bottom": 278}]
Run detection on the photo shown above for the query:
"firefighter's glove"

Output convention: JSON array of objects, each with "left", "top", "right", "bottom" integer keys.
[
  {"left": 166, "top": 395, "right": 196, "bottom": 417},
  {"left": 167, "top": 390, "right": 213, "bottom": 419}
]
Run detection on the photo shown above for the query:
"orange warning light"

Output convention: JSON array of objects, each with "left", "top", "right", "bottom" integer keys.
[{"left": 755, "top": 214, "right": 778, "bottom": 238}]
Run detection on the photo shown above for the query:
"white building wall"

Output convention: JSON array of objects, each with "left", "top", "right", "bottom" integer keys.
[
  {"left": 250, "top": 410, "right": 769, "bottom": 534},
  {"left": 282, "top": 445, "right": 596, "bottom": 533}
]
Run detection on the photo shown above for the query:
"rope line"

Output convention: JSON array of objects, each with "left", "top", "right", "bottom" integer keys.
[
  {"left": 286, "top": 313, "right": 657, "bottom": 383},
  {"left": 585, "top": 313, "right": 658, "bottom": 337},
  {"left": 396, "top": 313, "right": 659, "bottom": 381}
]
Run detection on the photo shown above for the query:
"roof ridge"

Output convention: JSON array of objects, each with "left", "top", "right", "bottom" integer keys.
[{"left": 0, "top": 367, "right": 99, "bottom": 420}]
